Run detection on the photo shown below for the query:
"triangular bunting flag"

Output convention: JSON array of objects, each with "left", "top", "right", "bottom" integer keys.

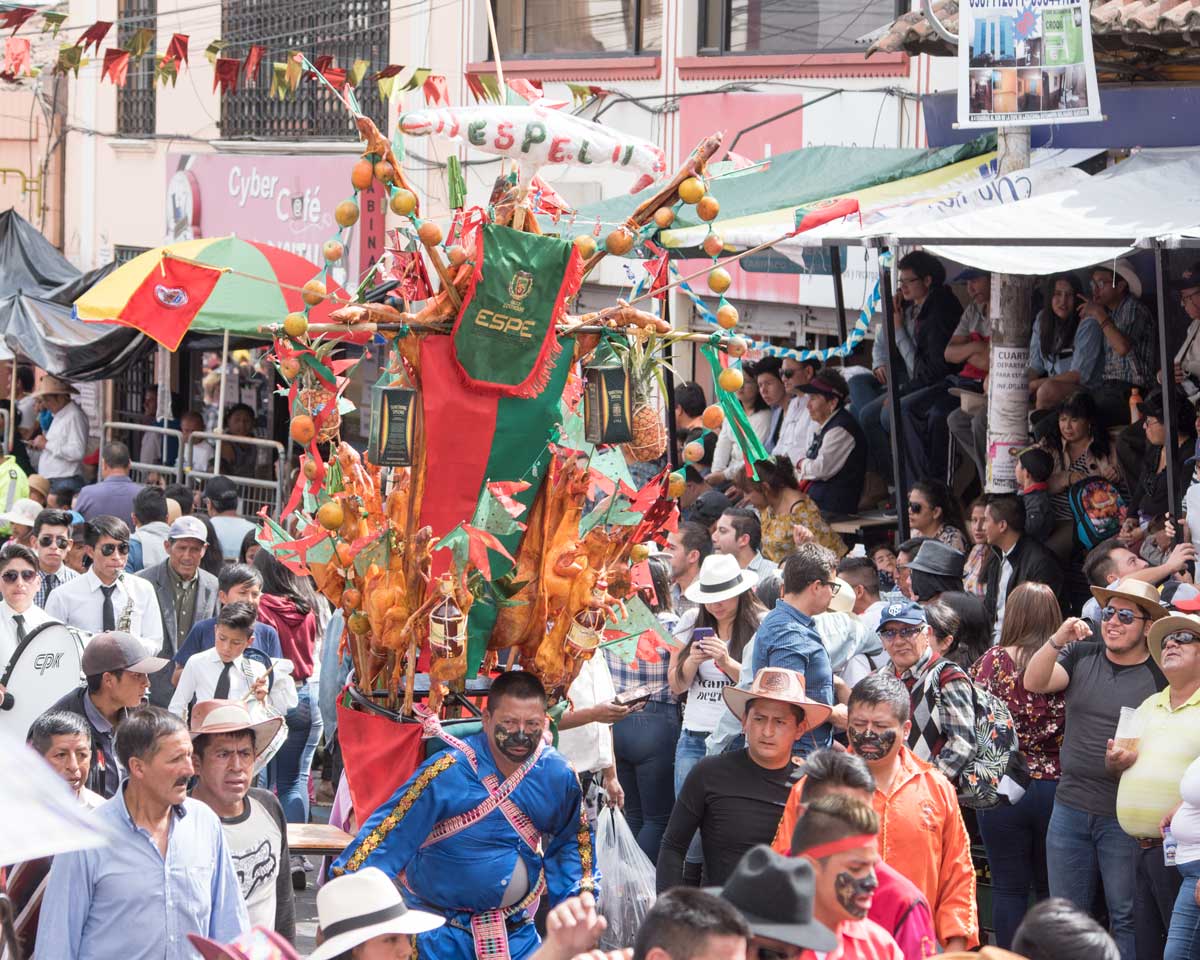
[
  {"left": 422, "top": 73, "right": 448, "bottom": 106},
  {"left": 75, "top": 21, "right": 111, "bottom": 54},
  {"left": 213, "top": 56, "right": 240, "bottom": 94},
  {"left": 372, "top": 63, "right": 403, "bottom": 100},
  {"left": 40, "top": 12, "right": 67, "bottom": 36},
  {"left": 465, "top": 73, "right": 487, "bottom": 102},
  {"left": 204, "top": 39, "right": 226, "bottom": 65},
  {"left": 164, "top": 32, "right": 188, "bottom": 67},
  {"left": 155, "top": 55, "right": 178, "bottom": 86},
  {"left": 1, "top": 7, "right": 35, "bottom": 34},
  {"left": 479, "top": 74, "right": 501, "bottom": 102},
  {"left": 269, "top": 62, "right": 287, "bottom": 99},
  {"left": 506, "top": 77, "right": 542, "bottom": 103},
  {"left": 284, "top": 50, "right": 303, "bottom": 92},
  {"left": 54, "top": 43, "right": 83, "bottom": 76},
  {"left": 2, "top": 37, "right": 31, "bottom": 79},
  {"left": 308, "top": 54, "right": 333, "bottom": 79},
  {"left": 243, "top": 44, "right": 264, "bottom": 84},
  {"left": 123, "top": 27, "right": 154, "bottom": 59},
  {"left": 321, "top": 65, "right": 347, "bottom": 91},
  {"left": 401, "top": 66, "right": 429, "bottom": 92},
  {"left": 101, "top": 47, "right": 130, "bottom": 86},
  {"left": 348, "top": 58, "right": 370, "bottom": 87}
]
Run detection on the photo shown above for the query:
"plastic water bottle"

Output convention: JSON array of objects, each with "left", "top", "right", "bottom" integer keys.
[
  {"left": 1130, "top": 387, "right": 1143, "bottom": 424},
  {"left": 1165, "top": 826, "right": 1178, "bottom": 866}
]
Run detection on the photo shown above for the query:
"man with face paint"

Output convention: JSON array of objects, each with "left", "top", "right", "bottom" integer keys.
[
  {"left": 814, "top": 674, "right": 978, "bottom": 952},
  {"left": 332, "top": 671, "right": 599, "bottom": 960},
  {"left": 791, "top": 794, "right": 904, "bottom": 960}
]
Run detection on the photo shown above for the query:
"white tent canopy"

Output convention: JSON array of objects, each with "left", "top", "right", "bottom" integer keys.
[{"left": 885, "top": 150, "right": 1200, "bottom": 275}]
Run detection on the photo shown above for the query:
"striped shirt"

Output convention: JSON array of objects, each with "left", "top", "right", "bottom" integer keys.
[
  {"left": 1116, "top": 684, "right": 1200, "bottom": 838},
  {"left": 34, "top": 565, "right": 78, "bottom": 610},
  {"left": 1101, "top": 294, "right": 1154, "bottom": 387}
]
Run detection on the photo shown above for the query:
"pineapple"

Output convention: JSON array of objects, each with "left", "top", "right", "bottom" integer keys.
[{"left": 620, "top": 333, "right": 668, "bottom": 462}]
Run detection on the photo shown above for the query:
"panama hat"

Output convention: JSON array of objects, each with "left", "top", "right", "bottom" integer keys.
[
  {"left": 189, "top": 699, "right": 284, "bottom": 760},
  {"left": 710, "top": 845, "right": 837, "bottom": 952},
  {"left": 722, "top": 667, "right": 834, "bottom": 737},
  {"left": 1090, "top": 577, "right": 1167, "bottom": 622},
  {"left": 825, "top": 577, "right": 855, "bottom": 615},
  {"left": 1148, "top": 613, "right": 1200, "bottom": 668},
  {"left": 0, "top": 498, "right": 42, "bottom": 529},
  {"left": 683, "top": 553, "right": 758, "bottom": 605},
  {"left": 31, "top": 375, "right": 77, "bottom": 398},
  {"left": 188, "top": 927, "right": 300, "bottom": 960},
  {"left": 310, "top": 867, "right": 444, "bottom": 960}
]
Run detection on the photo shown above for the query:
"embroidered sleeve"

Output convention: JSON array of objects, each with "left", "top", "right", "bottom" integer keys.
[{"left": 332, "top": 753, "right": 458, "bottom": 877}]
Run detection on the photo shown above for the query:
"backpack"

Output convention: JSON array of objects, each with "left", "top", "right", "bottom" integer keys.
[
  {"left": 933, "top": 660, "right": 1021, "bottom": 810},
  {"left": 1069, "top": 476, "right": 1126, "bottom": 550}
]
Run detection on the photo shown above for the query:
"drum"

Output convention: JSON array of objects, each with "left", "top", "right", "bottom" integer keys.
[{"left": 0, "top": 622, "right": 87, "bottom": 739}]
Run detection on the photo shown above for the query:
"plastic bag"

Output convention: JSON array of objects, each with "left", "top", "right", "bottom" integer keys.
[{"left": 595, "top": 807, "right": 657, "bottom": 950}]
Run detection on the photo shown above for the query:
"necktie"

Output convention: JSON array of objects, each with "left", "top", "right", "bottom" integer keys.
[
  {"left": 12, "top": 614, "right": 26, "bottom": 645},
  {"left": 100, "top": 584, "right": 117, "bottom": 632},
  {"left": 44, "top": 573, "right": 58, "bottom": 596},
  {"left": 213, "top": 661, "right": 234, "bottom": 700}
]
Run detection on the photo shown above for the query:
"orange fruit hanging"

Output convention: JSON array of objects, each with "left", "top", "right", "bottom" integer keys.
[
  {"left": 317, "top": 500, "right": 345, "bottom": 531},
  {"left": 653, "top": 208, "right": 675, "bottom": 229},
  {"left": 335, "top": 200, "right": 360, "bottom": 227},
  {"left": 290, "top": 415, "right": 316, "bottom": 445},
  {"left": 678, "top": 177, "right": 705, "bottom": 204},
  {"left": 351, "top": 159, "right": 375, "bottom": 191},
  {"left": 390, "top": 189, "right": 417, "bottom": 216},
  {"left": 573, "top": 235, "right": 597, "bottom": 259},
  {"left": 702, "top": 405, "right": 724, "bottom": 430},
  {"left": 718, "top": 367, "right": 744, "bottom": 392}
]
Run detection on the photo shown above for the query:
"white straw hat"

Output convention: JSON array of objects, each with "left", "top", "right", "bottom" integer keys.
[
  {"left": 683, "top": 553, "right": 759, "bottom": 605},
  {"left": 310, "top": 867, "right": 444, "bottom": 960}
]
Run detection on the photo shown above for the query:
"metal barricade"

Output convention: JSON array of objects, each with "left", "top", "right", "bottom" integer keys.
[
  {"left": 183, "top": 431, "right": 288, "bottom": 517},
  {"left": 102, "top": 421, "right": 185, "bottom": 485}
]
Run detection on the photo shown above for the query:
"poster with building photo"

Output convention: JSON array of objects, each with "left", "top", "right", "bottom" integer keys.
[{"left": 957, "top": 0, "right": 1102, "bottom": 127}]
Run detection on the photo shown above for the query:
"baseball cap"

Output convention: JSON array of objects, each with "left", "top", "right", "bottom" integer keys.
[
  {"left": 692, "top": 489, "right": 733, "bottom": 527},
  {"left": 875, "top": 599, "right": 925, "bottom": 631},
  {"left": 204, "top": 476, "right": 239, "bottom": 505},
  {"left": 952, "top": 267, "right": 988, "bottom": 283},
  {"left": 168, "top": 516, "right": 208, "bottom": 542},
  {"left": 82, "top": 631, "right": 170, "bottom": 676}
]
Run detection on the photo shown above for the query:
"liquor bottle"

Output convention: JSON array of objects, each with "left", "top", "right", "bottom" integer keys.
[{"left": 429, "top": 576, "right": 465, "bottom": 659}]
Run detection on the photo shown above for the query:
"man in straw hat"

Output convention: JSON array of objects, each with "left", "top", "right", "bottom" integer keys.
[
  {"left": 331, "top": 671, "right": 598, "bottom": 960},
  {"left": 27, "top": 374, "right": 88, "bottom": 506},
  {"left": 189, "top": 699, "right": 294, "bottom": 942},
  {"left": 1024, "top": 577, "right": 1169, "bottom": 960},
  {"left": 657, "top": 666, "right": 832, "bottom": 891},
  {"left": 1107, "top": 611, "right": 1200, "bottom": 960}
]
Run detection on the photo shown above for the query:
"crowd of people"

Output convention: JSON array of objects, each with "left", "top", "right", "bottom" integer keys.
[{"left": 10, "top": 250, "right": 1200, "bottom": 960}]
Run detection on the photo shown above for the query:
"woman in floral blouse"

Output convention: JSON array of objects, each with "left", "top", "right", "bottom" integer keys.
[
  {"left": 971, "top": 582, "right": 1067, "bottom": 949},
  {"left": 740, "top": 456, "right": 846, "bottom": 562}
]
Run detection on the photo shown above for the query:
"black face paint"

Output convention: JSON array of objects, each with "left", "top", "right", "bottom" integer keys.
[
  {"left": 847, "top": 728, "right": 897, "bottom": 761},
  {"left": 835, "top": 870, "right": 878, "bottom": 919},
  {"left": 493, "top": 727, "right": 535, "bottom": 762}
]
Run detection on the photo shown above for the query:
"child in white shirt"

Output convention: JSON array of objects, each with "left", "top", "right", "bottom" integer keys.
[{"left": 170, "top": 600, "right": 297, "bottom": 722}]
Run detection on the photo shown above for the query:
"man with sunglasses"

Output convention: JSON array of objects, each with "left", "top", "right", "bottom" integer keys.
[
  {"left": 1105, "top": 612, "right": 1200, "bottom": 960},
  {"left": 44, "top": 515, "right": 164, "bottom": 655},
  {"left": 45, "top": 630, "right": 170, "bottom": 797},
  {"left": 31, "top": 507, "right": 78, "bottom": 608},
  {"left": 0, "top": 543, "right": 52, "bottom": 692},
  {"left": 1024, "top": 577, "right": 1168, "bottom": 960}
]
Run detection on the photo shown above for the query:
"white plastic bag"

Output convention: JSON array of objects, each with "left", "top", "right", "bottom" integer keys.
[{"left": 595, "top": 807, "right": 657, "bottom": 950}]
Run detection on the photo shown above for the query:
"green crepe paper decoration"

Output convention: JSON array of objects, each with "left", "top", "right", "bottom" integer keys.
[
  {"left": 348, "top": 58, "right": 370, "bottom": 88},
  {"left": 579, "top": 493, "right": 642, "bottom": 538},
  {"left": 435, "top": 524, "right": 471, "bottom": 576},
  {"left": 295, "top": 520, "right": 335, "bottom": 566},
  {"left": 472, "top": 488, "right": 525, "bottom": 539},
  {"left": 447, "top": 156, "right": 466, "bottom": 210},
  {"left": 601, "top": 597, "right": 673, "bottom": 663},
  {"left": 41, "top": 12, "right": 67, "bottom": 35},
  {"left": 588, "top": 445, "right": 634, "bottom": 490},
  {"left": 700, "top": 342, "right": 769, "bottom": 480},
  {"left": 559, "top": 407, "right": 594, "bottom": 456},
  {"left": 403, "top": 67, "right": 430, "bottom": 92},
  {"left": 353, "top": 531, "right": 388, "bottom": 577}
]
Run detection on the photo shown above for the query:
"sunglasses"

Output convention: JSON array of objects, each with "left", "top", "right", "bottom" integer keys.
[
  {"left": 98, "top": 542, "right": 130, "bottom": 557},
  {"left": 38, "top": 535, "right": 69, "bottom": 549},
  {"left": 1, "top": 569, "right": 37, "bottom": 584},
  {"left": 880, "top": 625, "right": 922, "bottom": 642},
  {"left": 1101, "top": 606, "right": 1148, "bottom": 625},
  {"left": 781, "top": 369, "right": 796, "bottom": 379},
  {"left": 1163, "top": 631, "right": 1200, "bottom": 648},
  {"left": 906, "top": 502, "right": 925, "bottom": 514}
]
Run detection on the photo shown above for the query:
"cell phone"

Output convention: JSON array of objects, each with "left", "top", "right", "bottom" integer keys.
[
  {"left": 691, "top": 627, "right": 715, "bottom": 644},
  {"left": 614, "top": 685, "right": 654, "bottom": 707}
]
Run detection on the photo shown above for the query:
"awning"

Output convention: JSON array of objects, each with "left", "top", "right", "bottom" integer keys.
[
  {"left": 0, "top": 209, "right": 78, "bottom": 298},
  {"left": 885, "top": 149, "right": 1200, "bottom": 274},
  {"left": 662, "top": 147, "right": 1101, "bottom": 254}
]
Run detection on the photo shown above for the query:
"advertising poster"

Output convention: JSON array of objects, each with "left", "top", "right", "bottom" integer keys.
[{"left": 957, "top": 0, "right": 1102, "bottom": 127}]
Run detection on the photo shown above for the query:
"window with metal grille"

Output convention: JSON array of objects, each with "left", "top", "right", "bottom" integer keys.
[
  {"left": 116, "top": 0, "right": 157, "bottom": 138},
  {"left": 220, "top": 0, "right": 389, "bottom": 141},
  {"left": 114, "top": 244, "right": 151, "bottom": 264},
  {"left": 492, "top": 0, "right": 662, "bottom": 57},
  {"left": 699, "top": 0, "right": 900, "bottom": 54},
  {"left": 111, "top": 350, "right": 156, "bottom": 461}
]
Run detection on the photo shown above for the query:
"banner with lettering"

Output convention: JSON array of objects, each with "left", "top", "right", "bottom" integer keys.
[{"left": 957, "top": 0, "right": 1102, "bottom": 127}]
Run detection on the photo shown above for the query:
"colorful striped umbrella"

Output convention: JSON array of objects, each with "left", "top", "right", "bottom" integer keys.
[{"left": 74, "top": 236, "right": 346, "bottom": 351}]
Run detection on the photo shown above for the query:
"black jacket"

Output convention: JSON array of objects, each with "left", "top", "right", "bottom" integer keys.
[
  {"left": 983, "top": 536, "right": 1064, "bottom": 625},
  {"left": 907, "top": 284, "right": 964, "bottom": 392},
  {"left": 48, "top": 685, "right": 127, "bottom": 798}
]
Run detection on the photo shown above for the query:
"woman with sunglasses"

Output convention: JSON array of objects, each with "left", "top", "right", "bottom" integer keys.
[
  {"left": 738, "top": 456, "right": 846, "bottom": 564},
  {"left": 906, "top": 480, "right": 968, "bottom": 553},
  {"left": 1132, "top": 387, "right": 1196, "bottom": 525},
  {"left": 971, "top": 582, "right": 1067, "bottom": 948},
  {"left": 0, "top": 541, "right": 53, "bottom": 685}
]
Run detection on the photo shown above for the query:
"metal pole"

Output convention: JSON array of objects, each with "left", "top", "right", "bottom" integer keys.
[
  {"left": 878, "top": 249, "right": 909, "bottom": 542},
  {"left": 7, "top": 357, "right": 17, "bottom": 455},
  {"left": 662, "top": 296, "right": 679, "bottom": 470},
  {"left": 829, "top": 245, "right": 850, "bottom": 365},
  {"left": 215, "top": 329, "right": 229, "bottom": 474},
  {"left": 1154, "top": 242, "right": 1180, "bottom": 525}
]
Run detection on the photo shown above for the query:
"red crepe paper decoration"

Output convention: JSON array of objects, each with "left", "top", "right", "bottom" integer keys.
[
  {"left": 101, "top": 48, "right": 131, "bottom": 87},
  {"left": 466, "top": 73, "right": 489, "bottom": 102},
  {"left": 213, "top": 56, "right": 240, "bottom": 94},
  {"left": 243, "top": 44, "right": 265, "bottom": 84},
  {"left": 643, "top": 240, "right": 671, "bottom": 302},
  {"left": 2, "top": 37, "right": 30, "bottom": 79},
  {"left": 321, "top": 65, "right": 347, "bottom": 90},
  {"left": 422, "top": 73, "right": 448, "bottom": 106},
  {"left": 506, "top": 78, "right": 542, "bottom": 103},
  {"left": 164, "top": 33, "right": 188, "bottom": 68},
  {"left": 76, "top": 20, "right": 112, "bottom": 54},
  {"left": 1, "top": 7, "right": 35, "bottom": 34},
  {"left": 308, "top": 54, "right": 332, "bottom": 79}
]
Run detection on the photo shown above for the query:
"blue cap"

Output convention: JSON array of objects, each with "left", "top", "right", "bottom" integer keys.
[
  {"left": 952, "top": 267, "right": 988, "bottom": 283},
  {"left": 69, "top": 510, "right": 84, "bottom": 525},
  {"left": 876, "top": 599, "right": 926, "bottom": 631}
]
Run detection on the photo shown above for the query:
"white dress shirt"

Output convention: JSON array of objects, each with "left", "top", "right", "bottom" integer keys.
[
  {"left": 773, "top": 396, "right": 813, "bottom": 465},
  {"left": 44, "top": 568, "right": 164, "bottom": 652},
  {"left": 992, "top": 544, "right": 1017, "bottom": 643},
  {"left": 169, "top": 646, "right": 298, "bottom": 720},
  {"left": 0, "top": 600, "right": 53, "bottom": 671},
  {"left": 38, "top": 400, "right": 90, "bottom": 480},
  {"left": 555, "top": 655, "right": 616, "bottom": 776},
  {"left": 797, "top": 419, "right": 856, "bottom": 482}
]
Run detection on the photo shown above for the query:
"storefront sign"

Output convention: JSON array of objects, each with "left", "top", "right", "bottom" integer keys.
[
  {"left": 165, "top": 152, "right": 386, "bottom": 289},
  {"left": 958, "top": 0, "right": 1102, "bottom": 127}
]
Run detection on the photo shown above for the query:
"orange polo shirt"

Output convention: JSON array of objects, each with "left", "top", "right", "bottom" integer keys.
[
  {"left": 773, "top": 747, "right": 978, "bottom": 949},
  {"left": 802, "top": 918, "right": 904, "bottom": 960}
]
